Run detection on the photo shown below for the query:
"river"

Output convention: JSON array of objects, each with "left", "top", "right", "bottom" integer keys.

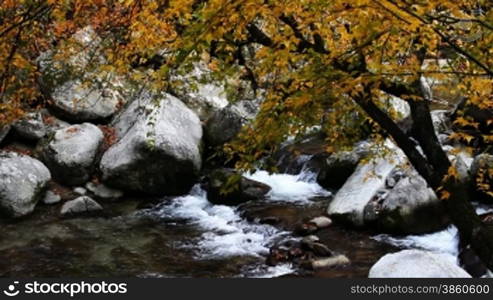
[{"left": 1, "top": 168, "right": 488, "bottom": 277}]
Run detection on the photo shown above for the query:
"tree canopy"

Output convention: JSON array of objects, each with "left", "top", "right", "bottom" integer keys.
[{"left": 1, "top": 1, "right": 491, "bottom": 152}]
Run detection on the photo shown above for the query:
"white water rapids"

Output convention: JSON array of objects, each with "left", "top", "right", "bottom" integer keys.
[
  {"left": 145, "top": 160, "right": 493, "bottom": 277},
  {"left": 373, "top": 204, "right": 493, "bottom": 267},
  {"left": 146, "top": 169, "right": 329, "bottom": 277}
]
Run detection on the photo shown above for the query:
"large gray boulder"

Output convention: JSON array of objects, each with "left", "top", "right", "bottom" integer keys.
[
  {"left": 0, "top": 152, "right": 51, "bottom": 217},
  {"left": 39, "top": 123, "right": 103, "bottom": 186},
  {"left": 50, "top": 78, "right": 123, "bottom": 122},
  {"left": 369, "top": 250, "right": 471, "bottom": 278},
  {"left": 38, "top": 26, "right": 129, "bottom": 122},
  {"left": 37, "top": 26, "right": 104, "bottom": 94},
  {"left": 205, "top": 100, "right": 258, "bottom": 147},
  {"left": 12, "top": 112, "right": 47, "bottom": 141},
  {"left": 170, "top": 63, "right": 229, "bottom": 121},
  {"left": 100, "top": 92, "right": 203, "bottom": 196},
  {"left": 178, "top": 83, "right": 229, "bottom": 121},
  {"left": 317, "top": 142, "right": 370, "bottom": 190},
  {"left": 328, "top": 140, "right": 447, "bottom": 234},
  {"left": 328, "top": 141, "right": 406, "bottom": 227},
  {"left": 363, "top": 168, "right": 448, "bottom": 233}
]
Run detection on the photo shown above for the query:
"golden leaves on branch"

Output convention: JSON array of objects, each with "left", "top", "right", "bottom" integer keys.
[{"left": 0, "top": 0, "right": 492, "bottom": 169}]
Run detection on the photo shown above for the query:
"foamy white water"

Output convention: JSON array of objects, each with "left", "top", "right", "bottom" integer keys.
[
  {"left": 373, "top": 203, "right": 493, "bottom": 267},
  {"left": 244, "top": 170, "right": 331, "bottom": 204},
  {"left": 243, "top": 263, "right": 295, "bottom": 278},
  {"left": 373, "top": 225, "right": 460, "bottom": 263},
  {"left": 151, "top": 185, "right": 291, "bottom": 260},
  {"left": 474, "top": 202, "right": 493, "bottom": 215},
  {"left": 143, "top": 169, "right": 330, "bottom": 277}
]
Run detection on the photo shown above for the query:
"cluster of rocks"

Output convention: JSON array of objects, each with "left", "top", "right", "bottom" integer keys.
[
  {"left": 267, "top": 93, "right": 491, "bottom": 277},
  {"left": 326, "top": 141, "right": 449, "bottom": 235},
  {"left": 272, "top": 98, "right": 491, "bottom": 237},
  {"left": 0, "top": 26, "right": 261, "bottom": 219},
  {"left": 266, "top": 215, "right": 351, "bottom": 271}
]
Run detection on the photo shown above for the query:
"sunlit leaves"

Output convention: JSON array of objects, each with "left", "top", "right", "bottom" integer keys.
[{"left": 0, "top": 0, "right": 492, "bottom": 176}]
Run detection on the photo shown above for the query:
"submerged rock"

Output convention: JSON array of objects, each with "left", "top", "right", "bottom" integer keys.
[
  {"left": 101, "top": 92, "right": 202, "bottom": 196},
  {"left": 301, "top": 235, "right": 320, "bottom": 244},
  {"left": 294, "top": 222, "right": 319, "bottom": 236},
  {"left": 459, "top": 245, "right": 489, "bottom": 278},
  {"left": 206, "top": 168, "right": 271, "bottom": 205},
  {"left": 60, "top": 196, "right": 103, "bottom": 217},
  {"left": 39, "top": 123, "right": 103, "bottom": 186},
  {"left": 369, "top": 249, "right": 471, "bottom": 278},
  {"left": 0, "top": 152, "right": 51, "bottom": 217},
  {"left": 272, "top": 133, "right": 328, "bottom": 175},
  {"left": 302, "top": 241, "right": 333, "bottom": 257}
]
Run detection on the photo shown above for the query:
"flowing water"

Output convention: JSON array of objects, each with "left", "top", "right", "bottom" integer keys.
[
  {"left": 373, "top": 203, "right": 493, "bottom": 269},
  {"left": 2, "top": 166, "right": 487, "bottom": 277},
  {"left": 0, "top": 171, "right": 335, "bottom": 277}
]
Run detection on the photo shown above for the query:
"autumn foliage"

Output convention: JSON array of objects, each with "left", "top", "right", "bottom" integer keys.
[{"left": 1, "top": 0, "right": 493, "bottom": 267}]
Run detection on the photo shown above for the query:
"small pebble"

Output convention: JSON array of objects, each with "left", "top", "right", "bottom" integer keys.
[
  {"left": 73, "top": 187, "right": 87, "bottom": 195},
  {"left": 311, "top": 255, "right": 350, "bottom": 270},
  {"left": 42, "top": 191, "right": 61, "bottom": 205},
  {"left": 309, "top": 216, "right": 332, "bottom": 229},
  {"left": 302, "top": 235, "right": 320, "bottom": 244},
  {"left": 85, "top": 182, "right": 124, "bottom": 199},
  {"left": 60, "top": 196, "right": 103, "bottom": 217}
]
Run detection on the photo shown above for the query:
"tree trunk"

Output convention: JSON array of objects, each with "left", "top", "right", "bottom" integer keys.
[
  {"left": 354, "top": 88, "right": 493, "bottom": 272},
  {"left": 443, "top": 179, "right": 493, "bottom": 270}
]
